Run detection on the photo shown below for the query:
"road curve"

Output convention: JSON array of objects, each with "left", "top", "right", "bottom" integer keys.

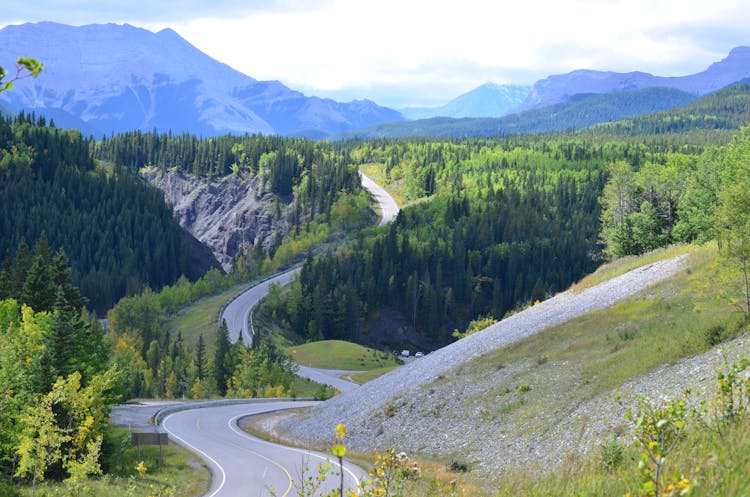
[
  {"left": 359, "top": 172, "right": 400, "bottom": 225},
  {"left": 295, "top": 365, "right": 361, "bottom": 394},
  {"left": 221, "top": 269, "right": 299, "bottom": 345},
  {"left": 162, "top": 401, "right": 365, "bottom": 497},
  {"left": 221, "top": 173, "right": 400, "bottom": 345}
]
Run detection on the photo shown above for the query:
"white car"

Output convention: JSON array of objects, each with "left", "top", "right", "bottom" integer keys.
[
  {"left": 401, "top": 350, "right": 410, "bottom": 357},
  {"left": 414, "top": 351, "right": 424, "bottom": 358}
]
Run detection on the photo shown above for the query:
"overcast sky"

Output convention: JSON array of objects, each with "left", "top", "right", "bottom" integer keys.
[{"left": 1, "top": 0, "right": 748, "bottom": 108}]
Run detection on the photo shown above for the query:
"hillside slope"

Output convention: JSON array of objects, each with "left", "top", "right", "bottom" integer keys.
[
  {"left": 280, "top": 255, "right": 687, "bottom": 451},
  {"left": 278, "top": 246, "right": 750, "bottom": 488}
]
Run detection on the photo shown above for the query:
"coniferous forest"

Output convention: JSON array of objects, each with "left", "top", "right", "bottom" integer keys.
[{"left": 0, "top": 113, "right": 200, "bottom": 312}]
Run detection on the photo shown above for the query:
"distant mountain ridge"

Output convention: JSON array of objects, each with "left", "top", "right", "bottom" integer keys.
[
  {"left": 400, "top": 83, "right": 530, "bottom": 119},
  {"left": 521, "top": 47, "right": 750, "bottom": 109},
  {"left": 338, "top": 86, "right": 700, "bottom": 139},
  {"left": 0, "top": 22, "right": 403, "bottom": 137}
]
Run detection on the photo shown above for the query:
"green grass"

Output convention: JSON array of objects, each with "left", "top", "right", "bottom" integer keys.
[
  {"left": 466, "top": 244, "right": 740, "bottom": 410},
  {"left": 287, "top": 340, "right": 400, "bottom": 371},
  {"left": 168, "top": 282, "right": 252, "bottom": 352},
  {"left": 16, "top": 427, "right": 209, "bottom": 497},
  {"left": 571, "top": 243, "right": 695, "bottom": 292},
  {"left": 346, "top": 364, "right": 401, "bottom": 384},
  {"left": 487, "top": 395, "right": 750, "bottom": 497}
]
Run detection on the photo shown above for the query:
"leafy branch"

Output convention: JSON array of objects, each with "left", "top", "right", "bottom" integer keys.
[{"left": 0, "top": 57, "right": 43, "bottom": 93}]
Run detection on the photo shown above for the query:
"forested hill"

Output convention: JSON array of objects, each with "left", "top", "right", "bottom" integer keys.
[
  {"left": 338, "top": 87, "right": 697, "bottom": 139},
  {"left": 585, "top": 80, "right": 750, "bottom": 139},
  {"left": 0, "top": 113, "right": 217, "bottom": 313}
]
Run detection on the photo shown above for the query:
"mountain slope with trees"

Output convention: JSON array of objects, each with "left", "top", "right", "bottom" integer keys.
[
  {"left": 0, "top": 113, "right": 218, "bottom": 313},
  {"left": 341, "top": 87, "right": 698, "bottom": 139}
]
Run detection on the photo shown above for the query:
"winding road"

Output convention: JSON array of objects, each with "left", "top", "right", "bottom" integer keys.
[
  {"left": 220, "top": 171, "right": 400, "bottom": 348},
  {"left": 161, "top": 401, "right": 365, "bottom": 497},
  {"left": 122, "top": 173, "right": 398, "bottom": 497}
]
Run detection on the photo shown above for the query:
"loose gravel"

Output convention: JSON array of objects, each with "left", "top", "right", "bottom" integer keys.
[{"left": 279, "top": 255, "right": 690, "bottom": 463}]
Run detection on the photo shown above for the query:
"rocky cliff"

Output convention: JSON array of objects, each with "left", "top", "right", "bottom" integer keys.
[{"left": 144, "top": 170, "right": 290, "bottom": 272}]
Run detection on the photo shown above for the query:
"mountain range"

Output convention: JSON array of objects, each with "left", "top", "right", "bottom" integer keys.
[
  {"left": 0, "top": 22, "right": 402, "bottom": 137},
  {"left": 400, "top": 83, "right": 531, "bottom": 119},
  {"left": 520, "top": 47, "right": 750, "bottom": 109},
  {"left": 1, "top": 22, "right": 750, "bottom": 138}
]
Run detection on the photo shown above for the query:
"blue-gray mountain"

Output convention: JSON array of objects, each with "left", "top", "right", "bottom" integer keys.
[
  {"left": 521, "top": 47, "right": 750, "bottom": 110},
  {"left": 400, "top": 83, "right": 531, "bottom": 119},
  {"left": 0, "top": 22, "right": 403, "bottom": 137}
]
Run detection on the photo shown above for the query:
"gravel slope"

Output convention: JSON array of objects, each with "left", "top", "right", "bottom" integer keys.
[{"left": 280, "top": 255, "right": 688, "bottom": 455}]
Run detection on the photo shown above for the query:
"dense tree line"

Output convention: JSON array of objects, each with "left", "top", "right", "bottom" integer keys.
[
  {"left": 338, "top": 87, "right": 699, "bottom": 139},
  {"left": 106, "top": 292, "right": 296, "bottom": 401},
  {"left": 592, "top": 126, "right": 750, "bottom": 333},
  {"left": 283, "top": 174, "right": 602, "bottom": 346},
  {"left": 591, "top": 83, "right": 750, "bottom": 138},
  {"left": 0, "top": 113, "right": 199, "bottom": 313},
  {"left": 93, "top": 130, "right": 362, "bottom": 223},
  {"left": 263, "top": 138, "right": 626, "bottom": 347}
]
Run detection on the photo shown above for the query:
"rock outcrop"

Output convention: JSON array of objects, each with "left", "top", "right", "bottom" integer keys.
[{"left": 144, "top": 170, "right": 290, "bottom": 271}]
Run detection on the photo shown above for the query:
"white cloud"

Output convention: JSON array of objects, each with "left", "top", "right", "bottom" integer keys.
[{"left": 4, "top": 0, "right": 750, "bottom": 106}]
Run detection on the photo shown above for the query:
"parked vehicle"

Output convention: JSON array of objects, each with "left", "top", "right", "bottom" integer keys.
[{"left": 401, "top": 349, "right": 410, "bottom": 357}]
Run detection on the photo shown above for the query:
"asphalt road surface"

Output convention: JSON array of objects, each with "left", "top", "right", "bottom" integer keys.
[
  {"left": 295, "top": 365, "right": 361, "bottom": 394},
  {"left": 162, "top": 401, "right": 365, "bottom": 497},
  {"left": 359, "top": 172, "right": 400, "bottom": 225},
  {"left": 221, "top": 269, "right": 299, "bottom": 345}
]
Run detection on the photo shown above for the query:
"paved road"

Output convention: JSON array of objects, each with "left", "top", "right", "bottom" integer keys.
[
  {"left": 295, "top": 365, "right": 361, "bottom": 394},
  {"left": 221, "top": 269, "right": 299, "bottom": 345},
  {"left": 160, "top": 401, "right": 365, "bottom": 497},
  {"left": 359, "top": 172, "right": 400, "bottom": 225}
]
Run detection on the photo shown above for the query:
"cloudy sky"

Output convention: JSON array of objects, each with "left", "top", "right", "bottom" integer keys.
[{"left": 1, "top": 0, "right": 748, "bottom": 108}]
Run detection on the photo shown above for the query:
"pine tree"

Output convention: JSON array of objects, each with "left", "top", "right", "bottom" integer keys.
[
  {"left": 22, "top": 252, "right": 55, "bottom": 313},
  {"left": 213, "top": 321, "right": 231, "bottom": 396},
  {"left": 196, "top": 334, "right": 206, "bottom": 380},
  {"left": 50, "top": 250, "right": 86, "bottom": 312}
]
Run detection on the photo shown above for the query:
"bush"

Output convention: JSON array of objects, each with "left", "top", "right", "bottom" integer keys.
[
  {"left": 0, "top": 482, "right": 21, "bottom": 497},
  {"left": 448, "top": 459, "right": 469, "bottom": 473},
  {"left": 600, "top": 438, "right": 624, "bottom": 470},
  {"left": 704, "top": 324, "right": 724, "bottom": 346}
]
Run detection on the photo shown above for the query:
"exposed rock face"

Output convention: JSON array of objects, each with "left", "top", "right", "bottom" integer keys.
[{"left": 144, "top": 170, "right": 289, "bottom": 271}]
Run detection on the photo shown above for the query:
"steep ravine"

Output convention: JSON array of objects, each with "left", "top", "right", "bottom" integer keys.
[{"left": 143, "top": 170, "right": 291, "bottom": 272}]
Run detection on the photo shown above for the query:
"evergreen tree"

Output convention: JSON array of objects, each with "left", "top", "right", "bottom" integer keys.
[
  {"left": 196, "top": 334, "right": 206, "bottom": 381},
  {"left": 21, "top": 252, "right": 54, "bottom": 313},
  {"left": 213, "top": 321, "right": 231, "bottom": 396}
]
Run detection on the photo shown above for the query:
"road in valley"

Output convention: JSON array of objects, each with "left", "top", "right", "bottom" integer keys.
[
  {"left": 220, "top": 172, "right": 400, "bottom": 347},
  {"left": 221, "top": 269, "right": 300, "bottom": 345},
  {"left": 359, "top": 172, "right": 400, "bottom": 225}
]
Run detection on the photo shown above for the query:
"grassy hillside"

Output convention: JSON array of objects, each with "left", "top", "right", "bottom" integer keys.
[
  {"left": 327, "top": 244, "right": 750, "bottom": 496},
  {"left": 287, "top": 339, "right": 400, "bottom": 371}
]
